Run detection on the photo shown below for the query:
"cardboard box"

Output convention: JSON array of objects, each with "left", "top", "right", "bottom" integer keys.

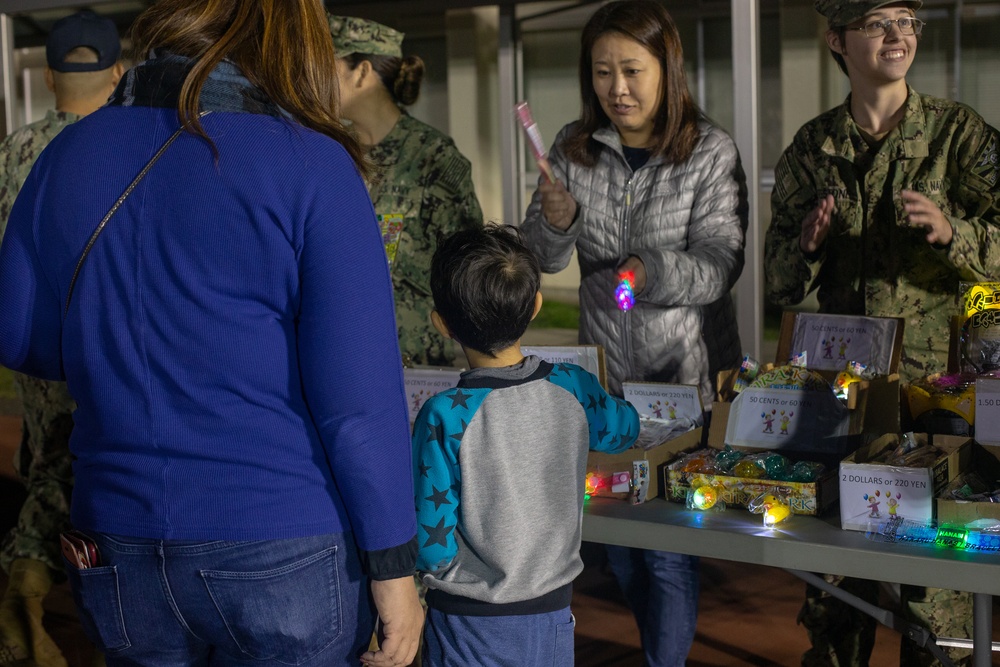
[
  {"left": 936, "top": 441, "right": 1000, "bottom": 525},
  {"left": 522, "top": 345, "right": 607, "bottom": 389},
  {"left": 587, "top": 427, "right": 701, "bottom": 501},
  {"left": 709, "top": 312, "right": 903, "bottom": 455},
  {"left": 839, "top": 433, "right": 971, "bottom": 532},
  {"left": 663, "top": 450, "right": 839, "bottom": 515}
]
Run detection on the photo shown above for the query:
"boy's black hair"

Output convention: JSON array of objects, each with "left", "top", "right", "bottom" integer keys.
[{"left": 431, "top": 224, "right": 542, "bottom": 357}]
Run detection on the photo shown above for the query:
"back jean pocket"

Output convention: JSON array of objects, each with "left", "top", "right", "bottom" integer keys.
[
  {"left": 201, "top": 545, "right": 341, "bottom": 664},
  {"left": 65, "top": 563, "right": 130, "bottom": 653}
]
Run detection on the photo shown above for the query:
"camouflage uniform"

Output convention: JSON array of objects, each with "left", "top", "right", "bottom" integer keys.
[
  {"left": 766, "top": 90, "right": 998, "bottom": 667},
  {"left": 766, "top": 88, "right": 1000, "bottom": 382},
  {"left": 328, "top": 15, "right": 484, "bottom": 368},
  {"left": 367, "top": 114, "right": 482, "bottom": 367},
  {"left": 0, "top": 109, "right": 80, "bottom": 575}
]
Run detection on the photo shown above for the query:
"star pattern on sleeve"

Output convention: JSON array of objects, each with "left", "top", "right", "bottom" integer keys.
[
  {"left": 425, "top": 486, "right": 452, "bottom": 511},
  {"left": 545, "top": 362, "right": 640, "bottom": 453},
  {"left": 448, "top": 389, "right": 472, "bottom": 409},
  {"left": 412, "top": 387, "right": 486, "bottom": 573},
  {"left": 421, "top": 517, "right": 455, "bottom": 548}
]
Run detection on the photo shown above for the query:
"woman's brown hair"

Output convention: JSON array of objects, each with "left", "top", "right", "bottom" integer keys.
[
  {"left": 129, "top": 0, "right": 365, "bottom": 170},
  {"left": 563, "top": 0, "right": 700, "bottom": 167},
  {"left": 343, "top": 53, "right": 425, "bottom": 108}
]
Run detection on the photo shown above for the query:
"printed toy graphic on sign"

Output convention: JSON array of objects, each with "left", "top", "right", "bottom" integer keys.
[
  {"left": 648, "top": 401, "right": 663, "bottom": 419},
  {"left": 865, "top": 489, "right": 882, "bottom": 518},
  {"left": 411, "top": 389, "right": 430, "bottom": 413},
  {"left": 779, "top": 410, "right": 794, "bottom": 435},
  {"left": 837, "top": 337, "right": 852, "bottom": 360},
  {"left": 762, "top": 409, "right": 776, "bottom": 434},
  {"left": 886, "top": 491, "right": 901, "bottom": 517},
  {"left": 822, "top": 338, "right": 835, "bottom": 359},
  {"left": 667, "top": 402, "right": 677, "bottom": 420}
]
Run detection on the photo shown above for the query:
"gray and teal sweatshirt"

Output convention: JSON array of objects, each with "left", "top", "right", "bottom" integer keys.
[{"left": 412, "top": 355, "right": 640, "bottom": 616}]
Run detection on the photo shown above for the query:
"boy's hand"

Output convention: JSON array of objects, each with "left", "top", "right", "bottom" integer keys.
[
  {"left": 799, "top": 194, "right": 834, "bottom": 254},
  {"left": 901, "top": 189, "right": 953, "bottom": 246},
  {"left": 361, "top": 576, "right": 423, "bottom": 667},
  {"left": 539, "top": 179, "right": 578, "bottom": 231}
]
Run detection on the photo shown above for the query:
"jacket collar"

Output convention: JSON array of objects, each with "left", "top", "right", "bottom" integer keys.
[
  {"left": 591, "top": 124, "right": 668, "bottom": 170},
  {"left": 821, "top": 85, "right": 929, "bottom": 162}
]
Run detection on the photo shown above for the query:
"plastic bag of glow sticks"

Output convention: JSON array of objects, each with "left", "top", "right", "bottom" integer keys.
[
  {"left": 514, "top": 101, "right": 556, "bottom": 183},
  {"left": 866, "top": 516, "right": 1000, "bottom": 551}
]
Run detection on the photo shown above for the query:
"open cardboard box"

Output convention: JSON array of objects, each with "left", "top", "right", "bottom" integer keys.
[
  {"left": 936, "top": 441, "right": 1000, "bottom": 525},
  {"left": 588, "top": 427, "right": 702, "bottom": 501},
  {"left": 587, "top": 381, "right": 703, "bottom": 503},
  {"left": 710, "top": 312, "right": 903, "bottom": 455},
  {"left": 663, "top": 445, "right": 839, "bottom": 515},
  {"left": 840, "top": 433, "right": 971, "bottom": 532}
]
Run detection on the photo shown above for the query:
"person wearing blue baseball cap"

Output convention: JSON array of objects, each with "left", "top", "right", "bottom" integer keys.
[{"left": 0, "top": 10, "right": 121, "bottom": 667}]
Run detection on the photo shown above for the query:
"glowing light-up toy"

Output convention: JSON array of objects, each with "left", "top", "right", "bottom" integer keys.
[
  {"left": 748, "top": 492, "right": 792, "bottom": 528},
  {"left": 584, "top": 471, "right": 631, "bottom": 499},
  {"left": 616, "top": 270, "right": 636, "bottom": 311},
  {"left": 867, "top": 516, "right": 1000, "bottom": 551},
  {"left": 686, "top": 484, "right": 725, "bottom": 512}
]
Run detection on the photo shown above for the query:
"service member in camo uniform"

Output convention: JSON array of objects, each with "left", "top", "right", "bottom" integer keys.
[
  {"left": 329, "top": 15, "right": 483, "bottom": 368},
  {"left": 764, "top": 1, "right": 1000, "bottom": 666},
  {"left": 0, "top": 12, "right": 122, "bottom": 667}
]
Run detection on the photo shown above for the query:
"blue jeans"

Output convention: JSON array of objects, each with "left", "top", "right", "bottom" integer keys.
[
  {"left": 63, "top": 531, "right": 374, "bottom": 666},
  {"left": 422, "top": 606, "right": 574, "bottom": 666},
  {"left": 605, "top": 546, "right": 699, "bottom": 667}
]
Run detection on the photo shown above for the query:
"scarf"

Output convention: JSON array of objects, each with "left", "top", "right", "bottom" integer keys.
[{"left": 107, "top": 50, "right": 285, "bottom": 118}]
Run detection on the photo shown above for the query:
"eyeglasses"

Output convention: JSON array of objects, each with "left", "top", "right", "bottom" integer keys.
[{"left": 851, "top": 17, "right": 925, "bottom": 38}]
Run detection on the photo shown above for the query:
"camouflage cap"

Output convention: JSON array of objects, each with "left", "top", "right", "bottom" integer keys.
[
  {"left": 814, "top": 0, "right": 922, "bottom": 27},
  {"left": 328, "top": 14, "right": 403, "bottom": 59}
]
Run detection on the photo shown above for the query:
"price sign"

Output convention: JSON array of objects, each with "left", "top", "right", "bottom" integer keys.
[{"left": 976, "top": 378, "right": 1000, "bottom": 446}]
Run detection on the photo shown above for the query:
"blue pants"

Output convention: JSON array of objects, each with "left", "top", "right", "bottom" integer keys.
[
  {"left": 422, "top": 606, "right": 574, "bottom": 666},
  {"left": 63, "top": 531, "right": 374, "bottom": 666},
  {"left": 605, "top": 546, "right": 699, "bottom": 667}
]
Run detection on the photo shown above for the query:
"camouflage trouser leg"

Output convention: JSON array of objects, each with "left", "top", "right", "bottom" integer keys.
[
  {"left": 899, "top": 585, "right": 972, "bottom": 667},
  {"left": 0, "top": 375, "right": 75, "bottom": 576},
  {"left": 799, "top": 574, "right": 878, "bottom": 667}
]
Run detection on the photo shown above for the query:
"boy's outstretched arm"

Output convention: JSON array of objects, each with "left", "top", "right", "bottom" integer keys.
[{"left": 547, "top": 363, "right": 640, "bottom": 454}]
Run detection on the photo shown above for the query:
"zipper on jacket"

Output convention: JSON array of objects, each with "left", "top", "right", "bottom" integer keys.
[{"left": 621, "top": 173, "right": 636, "bottom": 381}]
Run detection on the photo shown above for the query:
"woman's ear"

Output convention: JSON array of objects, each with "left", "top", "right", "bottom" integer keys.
[
  {"left": 825, "top": 29, "right": 844, "bottom": 55},
  {"left": 356, "top": 59, "right": 375, "bottom": 87},
  {"left": 530, "top": 291, "right": 544, "bottom": 321}
]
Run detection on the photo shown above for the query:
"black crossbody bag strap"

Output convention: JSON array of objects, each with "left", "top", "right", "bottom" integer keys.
[{"left": 64, "top": 112, "right": 210, "bottom": 317}]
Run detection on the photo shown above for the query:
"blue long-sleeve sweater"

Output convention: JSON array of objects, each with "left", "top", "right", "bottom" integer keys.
[{"left": 0, "top": 85, "right": 416, "bottom": 572}]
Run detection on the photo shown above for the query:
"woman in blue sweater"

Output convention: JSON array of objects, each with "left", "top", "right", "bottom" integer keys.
[{"left": 0, "top": 1, "right": 422, "bottom": 665}]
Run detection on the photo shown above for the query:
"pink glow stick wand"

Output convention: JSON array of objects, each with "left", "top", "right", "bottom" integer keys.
[{"left": 514, "top": 101, "right": 556, "bottom": 183}]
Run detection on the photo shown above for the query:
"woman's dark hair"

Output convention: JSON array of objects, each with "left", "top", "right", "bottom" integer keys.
[
  {"left": 344, "top": 53, "right": 425, "bottom": 107},
  {"left": 129, "top": 0, "right": 365, "bottom": 171},
  {"left": 430, "top": 225, "right": 541, "bottom": 357},
  {"left": 563, "top": 0, "right": 700, "bottom": 167}
]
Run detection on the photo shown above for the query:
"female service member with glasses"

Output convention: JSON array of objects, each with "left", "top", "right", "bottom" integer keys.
[{"left": 765, "top": 1, "right": 1000, "bottom": 666}]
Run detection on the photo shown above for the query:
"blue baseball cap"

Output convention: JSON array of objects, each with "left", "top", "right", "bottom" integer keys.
[{"left": 46, "top": 11, "right": 121, "bottom": 73}]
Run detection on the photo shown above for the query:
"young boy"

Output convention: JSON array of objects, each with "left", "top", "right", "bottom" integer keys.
[{"left": 412, "top": 225, "right": 640, "bottom": 666}]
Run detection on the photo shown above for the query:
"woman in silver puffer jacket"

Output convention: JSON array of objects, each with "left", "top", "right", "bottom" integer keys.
[{"left": 520, "top": 2, "right": 747, "bottom": 665}]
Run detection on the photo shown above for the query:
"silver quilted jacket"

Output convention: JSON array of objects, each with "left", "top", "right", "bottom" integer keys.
[{"left": 521, "top": 120, "right": 747, "bottom": 407}]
